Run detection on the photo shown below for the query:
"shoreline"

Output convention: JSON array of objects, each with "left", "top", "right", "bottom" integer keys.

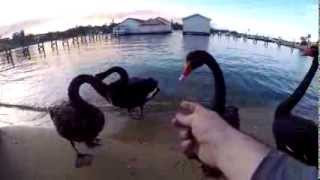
[{"left": 0, "top": 99, "right": 276, "bottom": 179}]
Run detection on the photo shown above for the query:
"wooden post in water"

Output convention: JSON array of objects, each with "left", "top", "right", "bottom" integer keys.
[
  {"left": 92, "top": 34, "right": 96, "bottom": 42},
  {"left": 4, "top": 49, "right": 13, "bottom": 63},
  {"left": 51, "top": 40, "right": 58, "bottom": 51},
  {"left": 62, "top": 39, "right": 70, "bottom": 49},
  {"left": 108, "top": 33, "right": 112, "bottom": 40},
  {"left": 253, "top": 39, "right": 257, "bottom": 45},
  {"left": 37, "top": 42, "right": 45, "bottom": 54},
  {"left": 96, "top": 33, "right": 100, "bottom": 41},
  {"left": 80, "top": 36, "right": 87, "bottom": 44},
  {"left": 290, "top": 47, "right": 294, "bottom": 53},
  {"left": 91, "top": 34, "right": 95, "bottom": 42},
  {"left": 277, "top": 42, "right": 281, "bottom": 48},
  {"left": 0, "top": 51, "right": 3, "bottom": 63},
  {"left": 243, "top": 34, "right": 248, "bottom": 42},
  {"left": 72, "top": 36, "right": 80, "bottom": 47},
  {"left": 226, "top": 34, "right": 230, "bottom": 40},
  {"left": 97, "top": 33, "right": 102, "bottom": 41},
  {"left": 22, "top": 46, "right": 31, "bottom": 59},
  {"left": 232, "top": 35, "right": 237, "bottom": 41},
  {"left": 88, "top": 34, "right": 92, "bottom": 42}
]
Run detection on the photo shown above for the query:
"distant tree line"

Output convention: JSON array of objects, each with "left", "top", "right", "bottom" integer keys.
[
  {"left": 171, "top": 22, "right": 183, "bottom": 30},
  {"left": 0, "top": 23, "right": 118, "bottom": 51},
  {"left": 0, "top": 22, "right": 314, "bottom": 51}
]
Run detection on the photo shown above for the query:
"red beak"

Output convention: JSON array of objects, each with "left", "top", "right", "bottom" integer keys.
[{"left": 179, "top": 63, "right": 192, "bottom": 81}]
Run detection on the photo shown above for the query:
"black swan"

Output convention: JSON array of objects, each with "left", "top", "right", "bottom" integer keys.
[
  {"left": 95, "top": 66, "right": 160, "bottom": 119},
  {"left": 0, "top": 74, "right": 109, "bottom": 168},
  {"left": 179, "top": 50, "right": 240, "bottom": 177},
  {"left": 179, "top": 50, "right": 240, "bottom": 128},
  {"left": 273, "top": 45, "right": 318, "bottom": 167}
]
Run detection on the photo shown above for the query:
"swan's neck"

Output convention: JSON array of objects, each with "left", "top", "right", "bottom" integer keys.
[
  {"left": 96, "top": 66, "right": 129, "bottom": 84},
  {"left": 276, "top": 56, "right": 318, "bottom": 116},
  {"left": 68, "top": 75, "right": 108, "bottom": 109},
  {"left": 203, "top": 57, "right": 226, "bottom": 114}
]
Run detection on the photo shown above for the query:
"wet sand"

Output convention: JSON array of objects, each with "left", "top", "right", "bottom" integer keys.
[{"left": 0, "top": 100, "right": 276, "bottom": 180}]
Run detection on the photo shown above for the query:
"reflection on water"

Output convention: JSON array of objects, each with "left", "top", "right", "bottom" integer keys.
[
  {"left": 183, "top": 35, "right": 209, "bottom": 51},
  {"left": 0, "top": 32, "right": 318, "bottom": 129}
]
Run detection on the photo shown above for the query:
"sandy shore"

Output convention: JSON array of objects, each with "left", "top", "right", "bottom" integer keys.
[{"left": 0, "top": 100, "right": 275, "bottom": 180}]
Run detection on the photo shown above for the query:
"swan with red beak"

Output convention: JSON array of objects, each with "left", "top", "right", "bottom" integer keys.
[{"left": 178, "top": 50, "right": 240, "bottom": 177}]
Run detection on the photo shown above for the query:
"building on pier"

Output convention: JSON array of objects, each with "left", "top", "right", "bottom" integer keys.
[
  {"left": 183, "top": 14, "right": 211, "bottom": 36},
  {"left": 113, "top": 17, "right": 172, "bottom": 35}
]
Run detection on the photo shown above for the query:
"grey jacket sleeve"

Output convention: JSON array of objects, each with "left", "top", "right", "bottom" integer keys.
[{"left": 251, "top": 150, "right": 317, "bottom": 180}]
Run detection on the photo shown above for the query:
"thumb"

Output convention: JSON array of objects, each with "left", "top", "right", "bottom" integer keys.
[{"left": 180, "top": 101, "right": 198, "bottom": 113}]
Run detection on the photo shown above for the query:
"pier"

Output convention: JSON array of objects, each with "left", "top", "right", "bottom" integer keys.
[
  {"left": 212, "top": 31, "right": 302, "bottom": 49},
  {"left": 0, "top": 31, "right": 307, "bottom": 63},
  {"left": 0, "top": 33, "right": 108, "bottom": 63}
]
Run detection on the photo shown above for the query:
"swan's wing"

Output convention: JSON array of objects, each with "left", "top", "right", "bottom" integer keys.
[
  {"left": 128, "top": 77, "right": 144, "bottom": 85},
  {"left": 127, "top": 78, "right": 159, "bottom": 99}
]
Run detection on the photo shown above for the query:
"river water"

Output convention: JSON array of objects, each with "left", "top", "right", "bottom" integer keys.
[{"left": 0, "top": 32, "right": 318, "bottom": 128}]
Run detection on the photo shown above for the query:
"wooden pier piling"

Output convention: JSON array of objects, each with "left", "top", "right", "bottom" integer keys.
[
  {"left": 51, "top": 40, "right": 58, "bottom": 51},
  {"left": 4, "top": 49, "right": 13, "bottom": 63},
  {"left": 80, "top": 36, "right": 87, "bottom": 44},
  {"left": 243, "top": 37, "right": 247, "bottom": 42},
  {"left": 37, "top": 42, "right": 45, "bottom": 54},
  {"left": 22, "top": 47, "right": 31, "bottom": 59},
  {"left": 62, "top": 39, "right": 70, "bottom": 49},
  {"left": 253, "top": 39, "right": 258, "bottom": 44},
  {"left": 72, "top": 37, "right": 80, "bottom": 47}
]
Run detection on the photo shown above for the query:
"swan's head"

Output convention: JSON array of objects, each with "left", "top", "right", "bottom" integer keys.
[
  {"left": 302, "top": 44, "right": 318, "bottom": 57},
  {"left": 179, "top": 50, "right": 211, "bottom": 81}
]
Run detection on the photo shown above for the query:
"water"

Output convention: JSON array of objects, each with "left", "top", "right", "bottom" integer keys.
[{"left": 0, "top": 32, "right": 318, "bottom": 128}]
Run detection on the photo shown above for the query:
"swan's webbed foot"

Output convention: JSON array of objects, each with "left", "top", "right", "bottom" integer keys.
[
  {"left": 75, "top": 153, "right": 94, "bottom": 168},
  {"left": 128, "top": 107, "right": 144, "bottom": 120},
  {"left": 70, "top": 141, "right": 94, "bottom": 168}
]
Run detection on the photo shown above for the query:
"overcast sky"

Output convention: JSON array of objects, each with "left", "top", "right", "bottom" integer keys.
[{"left": 0, "top": 0, "right": 318, "bottom": 41}]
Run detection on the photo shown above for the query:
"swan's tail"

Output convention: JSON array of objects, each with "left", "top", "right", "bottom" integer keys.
[{"left": 0, "top": 102, "right": 48, "bottom": 112}]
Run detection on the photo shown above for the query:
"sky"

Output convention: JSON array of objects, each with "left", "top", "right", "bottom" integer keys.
[{"left": 0, "top": 0, "right": 318, "bottom": 41}]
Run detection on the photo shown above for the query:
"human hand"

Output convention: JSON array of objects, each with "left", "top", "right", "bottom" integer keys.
[
  {"left": 172, "top": 101, "right": 270, "bottom": 180},
  {"left": 172, "top": 101, "right": 231, "bottom": 167}
]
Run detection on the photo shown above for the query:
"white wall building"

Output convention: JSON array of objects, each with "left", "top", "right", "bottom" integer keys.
[
  {"left": 113, "top": 17, "right": 172, "bottom": 35},
  {"left": 183, "top": 14, "right": 211, "bottom": 35}
]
